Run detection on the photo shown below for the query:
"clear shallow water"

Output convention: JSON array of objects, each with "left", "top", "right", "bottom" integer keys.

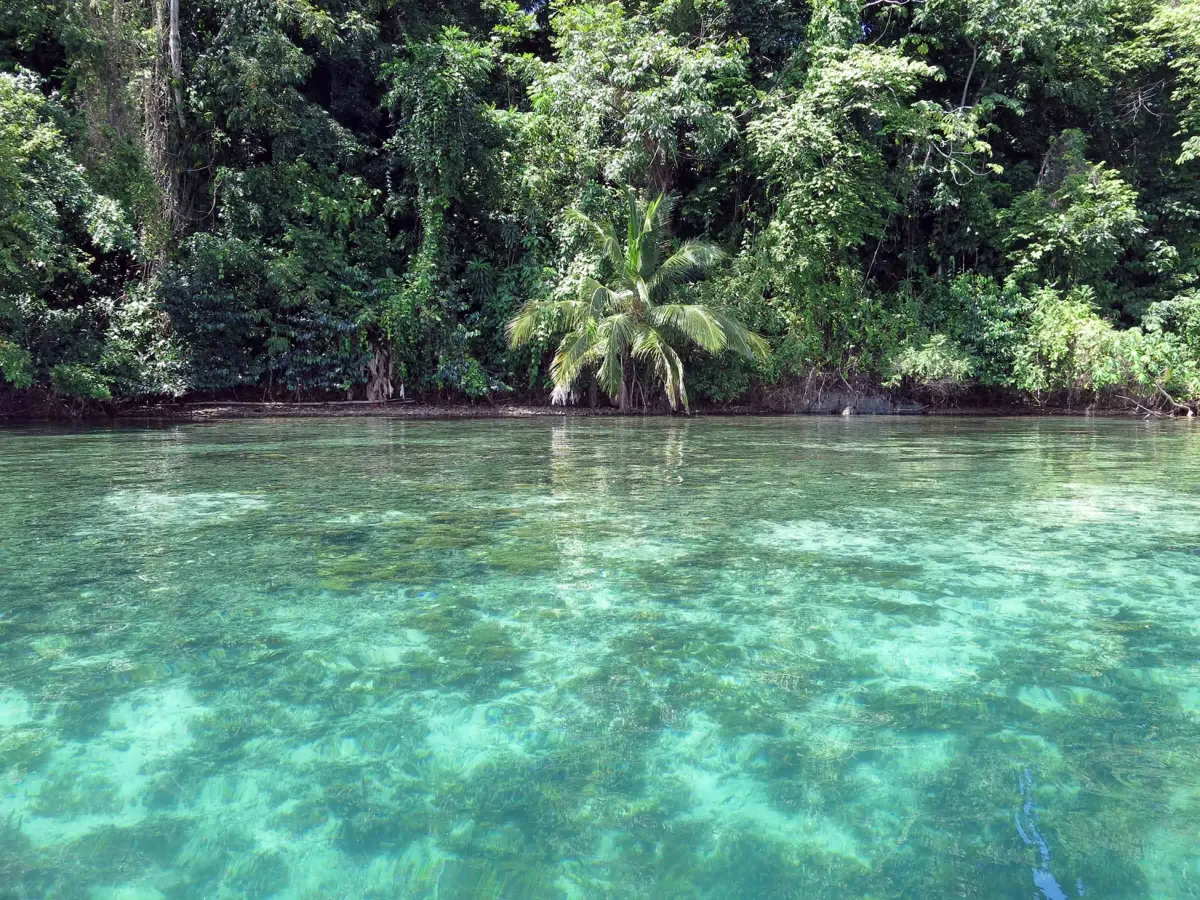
[{"left": 1, "top": 417, "right": 1199, "bottom": 899}]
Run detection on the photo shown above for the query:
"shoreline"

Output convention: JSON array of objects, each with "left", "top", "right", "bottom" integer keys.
[{"left": 0, "top": 400, "right": 1177, "bottom": 423}]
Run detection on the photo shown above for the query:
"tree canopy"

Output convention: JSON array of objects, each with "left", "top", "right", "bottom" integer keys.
[{"left": 2, "top": 0, "right": 1199, "bottom": 410}]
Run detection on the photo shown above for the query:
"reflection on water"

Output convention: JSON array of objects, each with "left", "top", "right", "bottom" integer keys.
[{"left": 1, "top": 417, "right": 1199, "bottom": 898}]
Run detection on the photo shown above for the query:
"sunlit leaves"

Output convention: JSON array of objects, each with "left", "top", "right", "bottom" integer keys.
[
  {"left": 1001, "top": 132, "right": 1145, "bottom": 287},
  {"left": 0, "top": 73, "right": 135, "bottom": 396},
  {"left": 1144, "top": 0, "right": 1200, "bottom": 164},
  {"left": 526, "top": 2, "right": 749, "bottom": 191}
]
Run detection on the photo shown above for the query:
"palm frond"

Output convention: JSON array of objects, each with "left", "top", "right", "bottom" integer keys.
[
  {"left": 578, "top": 277, "right": 625, "bottom": 316},
  {"left": 507, "top": 299, "right": 597, "bottom": 348},
  {"left": 649, "top": 194, "right": 676, "bottom": 263},
  {"left": 596, "top": 313, "right": 634, "bottom": 398},
  {"left": 623, "top": 188, "right": 645, "bottom": 280},
  {"left": 603, "top": 223, "right": 625, "bottom": 272},
  {"left": 632, "top": 325, "right": 689, "bottom": 411},
  {"left": 550, "top": 321, "right": 600, "bottom": 396},
  {"left": 638, "top": 193, "right": 669, "bottom": 278},
  {"left": 663, "top": 340, "right": 688, "bottom": 412},
  {"left": 649, "top": 241, "right": 726, "bottom": 295},
  {"left": 566, "top": 207, "right": 621, "bottom": 267},
  {"left": 505, "top": 300, "right": 554, "bottom": 347},
  {"left": 634, "top": 277, "right": 652, "bottom": 314},
  {"left": 713, "top": 311, "right": 771, "bottom": 360},
  {"left": 644, "top": 193, "right": 676, "bottom": 245},
  {"left": 652, "top": 303, "right": 727, "bottom": 354},
  {"left": 624, "top": 188, "right": 641, "bottom": 251}
]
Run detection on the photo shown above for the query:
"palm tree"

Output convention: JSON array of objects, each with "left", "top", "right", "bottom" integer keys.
[{"left": 507, "top": 191, "right": 768, "bottom": 412}]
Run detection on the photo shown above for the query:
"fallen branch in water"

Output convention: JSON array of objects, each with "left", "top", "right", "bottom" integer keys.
[
  {"left": 1117, "top": 395, "right": 1168, "bottom": 419},
  {"left": 1155, "top": 382, "right": 1195, "bottom": 417}
]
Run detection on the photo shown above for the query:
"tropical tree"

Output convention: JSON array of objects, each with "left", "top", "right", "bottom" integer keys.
[{"left": 507, "top": 191, "right": 769, "bottom": 412}]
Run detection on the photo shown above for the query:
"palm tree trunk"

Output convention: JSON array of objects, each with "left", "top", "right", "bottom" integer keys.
[{"left": 618, "top": 356, "right": 632, "bottom": 412}]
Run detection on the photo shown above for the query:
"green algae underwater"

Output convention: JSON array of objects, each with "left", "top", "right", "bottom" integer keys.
[{"left": 1, "top": 416, "right": 1199, "bottom": 899}]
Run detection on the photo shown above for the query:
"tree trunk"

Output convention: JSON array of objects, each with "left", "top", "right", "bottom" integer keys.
[
  {"left": 366, "top": 345, "right": 394, "bottom": 403},
  {"left": 168, "top": 0, "right": 185, "bottom": 129}
]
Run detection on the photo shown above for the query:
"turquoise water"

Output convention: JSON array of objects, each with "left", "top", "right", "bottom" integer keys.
[{"left": 1, "top": 417, "right": 1199, "bottom": 899}]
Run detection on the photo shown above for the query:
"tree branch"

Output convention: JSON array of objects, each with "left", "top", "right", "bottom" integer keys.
[
  {"left": 1156, "top": 381, "right": 1196, "bottom": 415},
  {"left": 959, "top": 41, "right": 979, "bottom": 112}
]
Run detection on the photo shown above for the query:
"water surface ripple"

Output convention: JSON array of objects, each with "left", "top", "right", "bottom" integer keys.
[{"left": 1, "top": 417, "right": 1199, "bottom": 898}]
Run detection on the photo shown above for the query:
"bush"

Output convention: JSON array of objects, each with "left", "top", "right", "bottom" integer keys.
[
  {"left": 1010, "top": 286, "right": 1172, "bottom": 404},
  {"left": 0, "top": 71, "right": 138, "bottom": 397},
  {"left": 50, "top": 363, "right": 111, "bottom": 400},
  {"left": 884, "top": 334, "right": 977, "bottom": 396}
]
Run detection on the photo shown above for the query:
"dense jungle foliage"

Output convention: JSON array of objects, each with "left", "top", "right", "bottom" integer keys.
[{"left": 2, "top": 0, "right": 1200, "bottom": 411}]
